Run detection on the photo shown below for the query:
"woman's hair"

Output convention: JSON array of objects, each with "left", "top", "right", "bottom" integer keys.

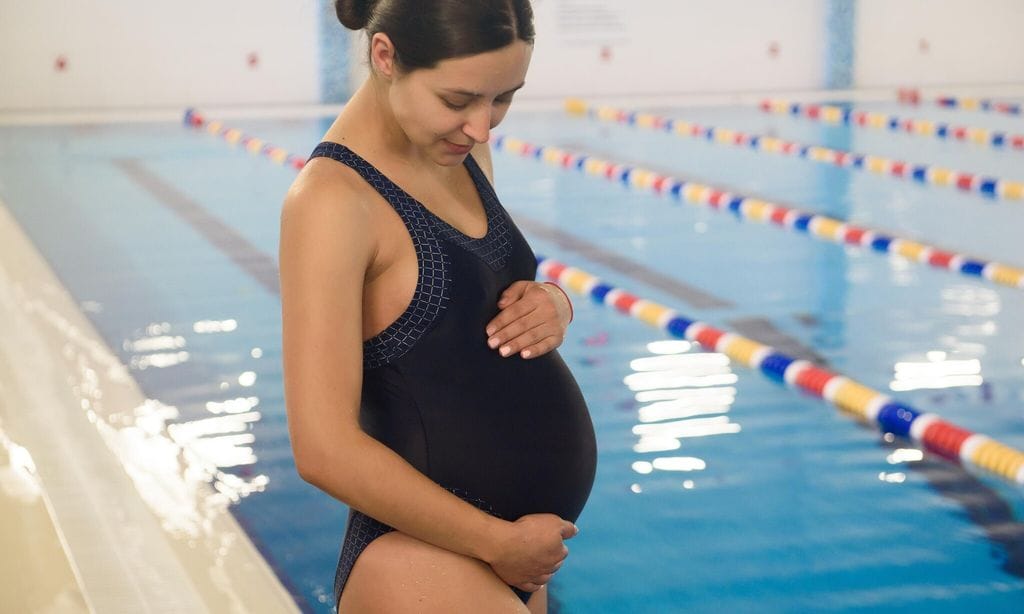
[{"left": 335, "top": 0, "right": 535, "bottom": 71}]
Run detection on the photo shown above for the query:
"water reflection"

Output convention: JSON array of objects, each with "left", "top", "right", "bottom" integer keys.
[
  {"left": 103, "top": 319, "right": 269, "bottom": 533},
  {"left": 194, "top": 319, "right": 239, "bottom": 333},
  {"left": 626, "top": 340, "right": 742, "bottom": 490},
  {"left": 941, "top": 286, "right": 1000, "bottom": 317},
  {"left": 890, "top": 350, "right": 983, "bottom": 391}
]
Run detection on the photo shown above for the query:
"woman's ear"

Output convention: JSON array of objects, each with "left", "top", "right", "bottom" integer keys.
[{"left": 369, "top": 32, "right": 398, "bottom": 79}]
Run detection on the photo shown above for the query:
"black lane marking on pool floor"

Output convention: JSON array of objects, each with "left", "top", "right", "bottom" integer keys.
[
  {"left": 115, "top": 158, "right": 281, "bottom": 296},
  {"left": 116, "top": 156, "right": 733, "bottom": 312},
  {"left": 881, "top": 438, "right": 1024, "bottom": 579}
]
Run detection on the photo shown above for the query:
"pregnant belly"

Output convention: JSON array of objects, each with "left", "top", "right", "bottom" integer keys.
[{"left": 363, "top": 350, "right": 597, "bottom": 523}]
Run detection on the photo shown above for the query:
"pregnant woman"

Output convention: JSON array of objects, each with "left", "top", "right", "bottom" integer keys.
[{"left": 279, "top": 1, "right": 598, "bottom": 612}]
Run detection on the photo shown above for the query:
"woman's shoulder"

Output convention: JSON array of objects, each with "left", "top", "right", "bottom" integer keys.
[
  {"left": 280, "top": 153, "right": 381, "bottom": 258},
  {"left": 284, "top": 152, "right": 375, "bottom": 220}
]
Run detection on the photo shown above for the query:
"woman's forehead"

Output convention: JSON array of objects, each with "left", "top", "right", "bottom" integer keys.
[{"left": 420, "top": 41, "right": 532, "bottom": 93}]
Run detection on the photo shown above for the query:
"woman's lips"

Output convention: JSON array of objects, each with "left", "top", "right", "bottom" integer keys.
[{"left": 443, "top": 140, "right": 473, "bottom": 155}]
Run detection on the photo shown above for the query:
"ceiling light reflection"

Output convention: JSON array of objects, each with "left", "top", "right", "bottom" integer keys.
[
  {"left": 145, "top": 322, "right": 172, "bottom": 336},
  {"left": 890, "top": 355, "right": 982, "bottom": 392},
  {"left": 633, "top": 416, "right": 742, "bottom": 439},
  {"left": 940, "top": 286, "right": 1000, "bottom": 316},
  {"left": 190, "top": 434, "right": 257, "bottom": 468},
  {"left": 627, "top": 342, "right": 739, "bottom": 488},
  {"left": 646, "top": 340, "right": 693, "bottom": 355},
  {"left": 193, "top": 319, "right": 238, "bottom": 334},
  {"left": 630, "top": 353, "right": 729, "bottom": 372},
  {"left": 624, "top": 371, "right": 738, "bottom": 392},
  {"left": 878, "top": 472, "right": 906, "bottom": 483},
  {"left": 653, "top": 457, "right": 706, "bottom": 472},
  {"left": 166, "top": 412, "right": 261, "bottom": 444},
  {"left": 126, "top": 335, "right": 186, "bottom": 352},
  {"left": 887, "top": 448, "right": 924, "bottom": 464},
  {"left": 130, "top": 351, "right": 190, "bottom": 370},
  {"left": 633, "top": 436, "right": 682, "bottom": 453},
  {"left": 206, "top": 397, "right": 260, "bottom": 415},
  {"left": 635, "top": 386, "right": 737, "bottom": 403},
  {"left": 638, "top": 392, "right": 736, "bottom": 423},
  {"left": 632, "top": 461, "right": 654, "bottom": 474}
]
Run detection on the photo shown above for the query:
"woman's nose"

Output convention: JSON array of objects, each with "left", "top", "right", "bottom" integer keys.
[{"left": 463, "top": 107, "right": 491, "bottom": 144}]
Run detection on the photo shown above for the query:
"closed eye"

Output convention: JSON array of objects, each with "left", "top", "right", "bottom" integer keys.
[{"left": 441, "top": 97, "right": 468, "bottom": 111}]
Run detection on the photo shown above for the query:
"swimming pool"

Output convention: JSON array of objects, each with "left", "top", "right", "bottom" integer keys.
[{"left": 1, "top": 98, "right": 1023, "bottom": 612}]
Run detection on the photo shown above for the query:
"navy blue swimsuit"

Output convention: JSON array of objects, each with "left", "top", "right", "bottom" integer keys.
[{"left": 307, "top": 142, "right": 598, "bottom": 608}]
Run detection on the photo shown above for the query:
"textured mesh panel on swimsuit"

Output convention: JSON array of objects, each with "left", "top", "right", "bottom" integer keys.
[{"left": 308, "top": 142, "right": 453, "bottom": 369}]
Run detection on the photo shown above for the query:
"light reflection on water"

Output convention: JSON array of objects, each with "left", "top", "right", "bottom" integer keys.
[{"left": 626, "top": 340, "right": 742, "bottom": 491}]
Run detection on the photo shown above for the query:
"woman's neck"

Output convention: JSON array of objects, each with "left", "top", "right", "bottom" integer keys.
[{"left": 326, "top": 77, "right": 442, "bottom": 174}]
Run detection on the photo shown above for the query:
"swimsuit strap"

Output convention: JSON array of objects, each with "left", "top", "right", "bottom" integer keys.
[{"left": 307, "top": 141, "right": 451, "bottom": 369}]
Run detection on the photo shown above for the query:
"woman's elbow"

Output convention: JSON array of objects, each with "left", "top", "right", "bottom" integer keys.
[
  {"left": 293, "top": 453, "right": 324, "bottom": 485},
  {"left": 291, "top": 432, "right": 359, "bottom": 488}
]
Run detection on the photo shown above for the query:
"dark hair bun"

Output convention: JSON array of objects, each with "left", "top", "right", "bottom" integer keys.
[{"left": 335, "top": 0, "right": 377, "bottom": 30}]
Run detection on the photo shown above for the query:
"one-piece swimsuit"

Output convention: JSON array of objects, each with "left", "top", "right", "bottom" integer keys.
[{"left": 307, "top": 141, "right": 598, "bottom": 607}]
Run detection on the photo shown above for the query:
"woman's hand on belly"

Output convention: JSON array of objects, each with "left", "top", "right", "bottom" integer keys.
[
  {"left": 485, "top": 281, "right": 572, "bottom": 359},
  {"left": 481, "top": 513, "right": 579, "bottom": 593}
]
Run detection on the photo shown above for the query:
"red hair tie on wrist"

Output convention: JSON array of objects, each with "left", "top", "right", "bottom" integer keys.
[{"left": 542, "top": 281, "right": 574, "bottom": 323}]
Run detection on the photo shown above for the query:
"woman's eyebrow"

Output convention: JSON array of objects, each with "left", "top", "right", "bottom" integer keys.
[{"left": 443, "top": 82, "right": 526, "bottom": 98}]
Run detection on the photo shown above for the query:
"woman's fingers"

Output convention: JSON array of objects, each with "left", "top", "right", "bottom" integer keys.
[
  {"left": 487, "top": 283, "right": 562, "bottom": 337},
  {"left": 486, "top": 298, "right": 536, "bottom": 338},
  {"left": 518, "top": 335, "right": 561, "bottom": 360},
  {"left": 489, "top": 320, "right": 561, "bottom": 359},
  {"left": 496, "top": 280, "right": 531, "bottom": 309}
]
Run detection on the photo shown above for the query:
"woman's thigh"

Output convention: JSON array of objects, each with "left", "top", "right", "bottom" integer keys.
[{"left": 338, "top": 531, "right": 535, "bottom": 614}]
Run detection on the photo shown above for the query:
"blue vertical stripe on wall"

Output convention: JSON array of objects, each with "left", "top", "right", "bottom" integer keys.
[
  {"left": 825, "top": 0, "right": 856, "bottom": 89},
  {"left": 319, "top": 0, "right": 350, "bottom": 103}
]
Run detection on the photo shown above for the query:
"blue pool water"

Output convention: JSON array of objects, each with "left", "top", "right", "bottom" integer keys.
[{"left": 1, "top": 100, "right": 1023, "bottom": 612}]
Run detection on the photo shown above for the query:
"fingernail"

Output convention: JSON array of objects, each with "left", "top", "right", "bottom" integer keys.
[
  {"left": 487, "top": 337, "right": 499, "bottom": 348},
  {"left": 500, "top": 346, "right": 510, "bottom": 357},
  {"left": 521, "top": 350, "right": 532, "bottom": 359},
  {"left": 574, "top": 525, "right": 580, "bottom": 535},
  {"left": 486, "top": 326, "right": 495, "bottom": 336}
]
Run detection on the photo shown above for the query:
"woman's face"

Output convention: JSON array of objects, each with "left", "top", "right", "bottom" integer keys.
[{"left": 381, "top": 39, "right": 533, "bottom": 166}]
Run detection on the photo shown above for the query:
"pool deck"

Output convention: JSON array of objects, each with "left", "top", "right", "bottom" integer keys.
[{"left": 0, "top": 201, "right": 301, "bottom": 613}]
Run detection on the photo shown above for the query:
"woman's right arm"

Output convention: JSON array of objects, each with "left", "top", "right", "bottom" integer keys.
[{"left": 278, "top": 172, "right": 574, "bottom": 590}]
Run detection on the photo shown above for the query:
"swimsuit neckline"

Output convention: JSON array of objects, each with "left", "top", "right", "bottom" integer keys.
[{"left": 317, "top": 141, "right": 495, "bottom": 242}]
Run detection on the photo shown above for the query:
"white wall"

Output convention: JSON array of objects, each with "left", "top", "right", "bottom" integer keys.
[
  {"left": 0, "top": 0, "right": 322, "bottom": 111},
  {"left": 854, "top": 0, "right": 1024, "bottom": 87},
  {"left": 511, "top": 0, "right": 827, "bottom": 100},
  {"left": 5, "top": 0, "right": 1024, "bottom": 113}
]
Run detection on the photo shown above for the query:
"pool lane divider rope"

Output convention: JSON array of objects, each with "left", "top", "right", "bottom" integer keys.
[
  {"left": 898, "top": 89, "right": 1023, "bottom": 117},
  {"left": 761, "top": 98, "right": 1024, "bottom": 153},
  {"left": 182, "top": 108, "right": 1024, "bottom": 291},
  {"left": 536, "top": 255, "right": 1024, "bottom": 486},
  {"left": 183, "top": 109, "right": 309, "bottom": 170},
  {"left": 564, "top": 99, "right": 1024, "bottom": 202},
  {"left": 488, "top": 133, "right": 1024, "bottom": 292},
  {"left": 180, "top": 107, "right": 1024, "bottom": 486}
]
